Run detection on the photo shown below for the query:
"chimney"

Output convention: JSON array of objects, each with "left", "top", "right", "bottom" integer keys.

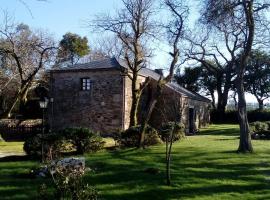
[{"left": 154, "top": 68, "right": 163, "bottom": 76}]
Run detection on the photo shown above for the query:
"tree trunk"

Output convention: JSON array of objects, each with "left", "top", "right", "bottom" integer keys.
[
  {"left": 210, "top": 91, "right": 216, "bottom": 109},
  {"left": 1, "top": 90, "right": 22, "bottom": 118},
  {"left": 215, "top": 74, "right": 231, "bottom": 120},
  {"left": 216, "top": 79, "right": 226, "bottom": 120},
  {"left": 237, "top": 75, "right": 253, "bottom": 153},
  {"left": 233, "top": 91, "right": 238, "bottom": 110},
  {"left": 0, "top": 82, "right": 30, "bottom": 118},
  {"left": 166, "top": 127, "right": 175, "bottom": 186},
  {"left": 129, "top": 91, "right": 140, "bottom": 127},
  {"left": 166, "top": 152, "right": 171, "bottom": 186},
  {"left": 129, "top": 73, "right": 140, "bottom": 127},
  {"left": 139, "top": 84, "right": 162, "bottom": 147},
  {"left": 237, "top": 0, "right": 254, "bottom": 153},
  {"left": 257, "top": 99, "right": 264, "bottom": 111},
  {"left": 139, "top": 98, "right": 158, "bottom": 147}
]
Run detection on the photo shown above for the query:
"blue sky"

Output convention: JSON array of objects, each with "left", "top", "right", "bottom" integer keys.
[
  {"left": 0, "top": 0, "right": 201, "bottom": 67},
  {"left": 0, "top": 0, "right": 261, "bottom": 103},
  {"left": 0, "top": 0, "right": 121, "bottom": 39},
  {"left": 0, "top": 0, "right": 179, "bottom": 68}
]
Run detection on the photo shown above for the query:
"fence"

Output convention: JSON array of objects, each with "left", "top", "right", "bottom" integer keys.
[{"left": 0, "top": 122, "right": 46, "bottom": 141}]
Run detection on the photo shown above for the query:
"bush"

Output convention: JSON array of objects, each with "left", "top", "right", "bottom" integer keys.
[
  {"left": 38, "top": 158, "right": 98, "bottom": 200},
  {"left": 24, "top": 127, "right": 105, "bottom": 159},
  {"left": 249, "top": 121, "right": 270, "bottom": 140},
  {"left": 23, "top": 134, "right": 42, "bottom": 158},
  {"left": 248, "top": 110, "right": 270, "bottom": 122},
  {"left": 252, "top": 130, "right": 270, "bottom": 140},
  {"left": 60, "top": 127, "right": 105, "bottom": 154},
  {"left": 120, "top": 125, "right": 161, "bottom": 147},
  {"left": 23, "top": 132, "right": 64, "bottom": 160},
  {"left": 249, "top": 121, "right": 269, "bottom": 133},
  {"left": 159, "top": 122, "right": 185, "bottom": 142},
  {"left": 211, "top": 109, "right": 270, "bottom": 124}
]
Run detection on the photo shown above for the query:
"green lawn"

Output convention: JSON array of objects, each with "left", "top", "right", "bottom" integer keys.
[
  {"left": 0, "top": 141, "right": 24, "bottom": 155},
  {"left": 1, "top": 124, "right": 270, "bottom": 199}
]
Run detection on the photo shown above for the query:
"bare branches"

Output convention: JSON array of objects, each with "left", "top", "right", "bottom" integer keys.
[
  {"left": 0, "top": 15, "right": 56, "bottom": 117},
  {"left": 90, "top": 0, "right": 157, "bottom": 127},
  {"left": 138, "top": 0, "right": 188, "bottom": 147},
  {"left": 163, "top": 0, "right": 188, "bottom": 83},
  {"left": 254, "top": 2, "right": 270, "bottom": 12},
  {"left": 91, "top": 0, "right": 156, "bottom": 72}
]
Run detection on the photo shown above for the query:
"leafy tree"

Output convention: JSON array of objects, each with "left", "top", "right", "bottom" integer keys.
[
  {"left": 175, "top": 65, "right": 217, "bottom": 108},
  {"left": 57, "top": 32, "right": 90, "bottom": 65},
  {"left": 175, "top": 67, "right": 201, "bottom": 92},
  {"left": 201, "top": 0, "right": 270, "bottom": 153},
  {"left": 245, "top": 50, "right": 270, "bottom": 111},
  {"left": 199, "top": 67, "right": 217, "bottom": 109}
]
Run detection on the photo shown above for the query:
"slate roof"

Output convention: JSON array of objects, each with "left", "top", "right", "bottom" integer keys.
[
  {"left": 51, "top": 57, "right": 210, "bottom": 103},
  {"left": 52, "top": 57, "right": 121, "bottom": 71}
]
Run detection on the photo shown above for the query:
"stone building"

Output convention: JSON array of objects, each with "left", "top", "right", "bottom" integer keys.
[{"left": 49, "top": 58, "right": 211, "bottom": 134}]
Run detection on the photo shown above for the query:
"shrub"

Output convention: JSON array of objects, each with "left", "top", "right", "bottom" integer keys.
[
  {"left": 60, "top": 127, "right": 105, "bottom": 154},
  {"left": 38, "top": 158, "right": 98, "bottom": 200},
  {"left": 120, "top": 125, "right": 161, "bottom": 147},
  {"left": 264, "top": 121, "right": 270, "bottom": 130},
  {"left": 211, "top": 109, "right": 270, "bottom": 124},
  {"left": 23, "top": 132, "right": 64, "bottom": 160},
  {"left": 252, "top": 130, "right": 270, "bottom": 140},
  {"left": 248, "top": 110, "right": 270, "bottom": 122},
  {"left": 24, "top": 134, "right": 42, "bottom": 158},
  {"left": 249, "top": 121, "right": 269, "bottom": 133},
  {"left": 24, "top": 128, "right": 104, "bottom": 159},
  {"left": 160, "top": 122, "right": 185, "bottom": 142},
  {"left": 249, "top": 121, "right": 270, "bottom": 140}
]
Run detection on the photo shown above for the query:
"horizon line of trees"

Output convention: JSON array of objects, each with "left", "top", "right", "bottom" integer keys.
[{"left": 176, "top": 49, "right": 270, "bottom": 112}]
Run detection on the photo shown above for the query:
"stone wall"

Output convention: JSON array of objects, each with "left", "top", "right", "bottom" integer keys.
[
  {"left": 123, "top": 74, "right": 146, "bottom": 129},
  {"left": 182, "top": 98, "right": 210, "bottom": 133},
  {"left": 147, "top": 83, "right": 184, "bottom": 129},
  {"left": 49, "top": 69, "right": 124, "bottom": 133},
  {"left": 50, "top": 68, "right": 210, "bottom": 134},
  {"left": 141, "top": 81, "right": 210, "bottom": 133}
]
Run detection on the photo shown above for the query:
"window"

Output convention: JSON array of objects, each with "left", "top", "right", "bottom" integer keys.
[{"left": 81, "top": 78, "right": 91, "bottom": 91}]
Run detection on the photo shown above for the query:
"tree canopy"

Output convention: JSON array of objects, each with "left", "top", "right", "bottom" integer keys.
[
  {"left": 245, "top": 50, "right": 270, "bottom": 110},
  {"left": 57, "top": 32, "right": 90, "bottom": 65}
]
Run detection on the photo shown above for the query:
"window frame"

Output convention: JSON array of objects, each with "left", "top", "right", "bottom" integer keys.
[{"left": 81, "top": 77, "right": 91, "bottom": 91}]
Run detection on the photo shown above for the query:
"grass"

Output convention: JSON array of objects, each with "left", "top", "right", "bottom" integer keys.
[
  {"left": 0, "top": 141, "right": 24, "bottom": 155},
  {"left": 1, "top": 124, "right": 270, "bottom": 199}
]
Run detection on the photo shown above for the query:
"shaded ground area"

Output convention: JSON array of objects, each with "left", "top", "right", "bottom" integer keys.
[{"left": 1, "top": 124, "right": 270, "bottom": 199}]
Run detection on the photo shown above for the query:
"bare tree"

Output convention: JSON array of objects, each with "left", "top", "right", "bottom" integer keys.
[
  {"left": 92, "top": 36, "right": 123, "bottom": 60},
  {"left": 91, "top": 0, "right": 156, "bottom": 127},
  {"left": 79, "top": 36, "right": 124, "bottom": 63},
  {"left": 201, "top": 0, "right": 270, "bottom": 152},
  {"left": 0, "top": 17, "right": 56, "bottom": 118},
  {"left": 139, "top": 0, "right": 188, "bottom": 147},
  {"left": 185, "top": 21, "right": 242, "bottom": 119},
  {"left": 159, "top": 91, "right": 185, "bottom": 185}
]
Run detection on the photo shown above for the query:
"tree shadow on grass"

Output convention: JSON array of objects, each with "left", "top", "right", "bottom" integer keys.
[
  {"left": 1, "top": 149, "right": 269, "bottom": 200},
  {"left": 0, "top": 155, "right": 33, "bottom": 162},
  {"left": 198, "top": 128, "right": 240, "bottom": 136},
  {"left": 84, "top": 147, "right": 270, "bottom": 200},
  {"left": 100, "top": 183, "right": 270, "bottom": 200},
  {"left": 84, "top": 159, "right": 270, "bottom": 200}
]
